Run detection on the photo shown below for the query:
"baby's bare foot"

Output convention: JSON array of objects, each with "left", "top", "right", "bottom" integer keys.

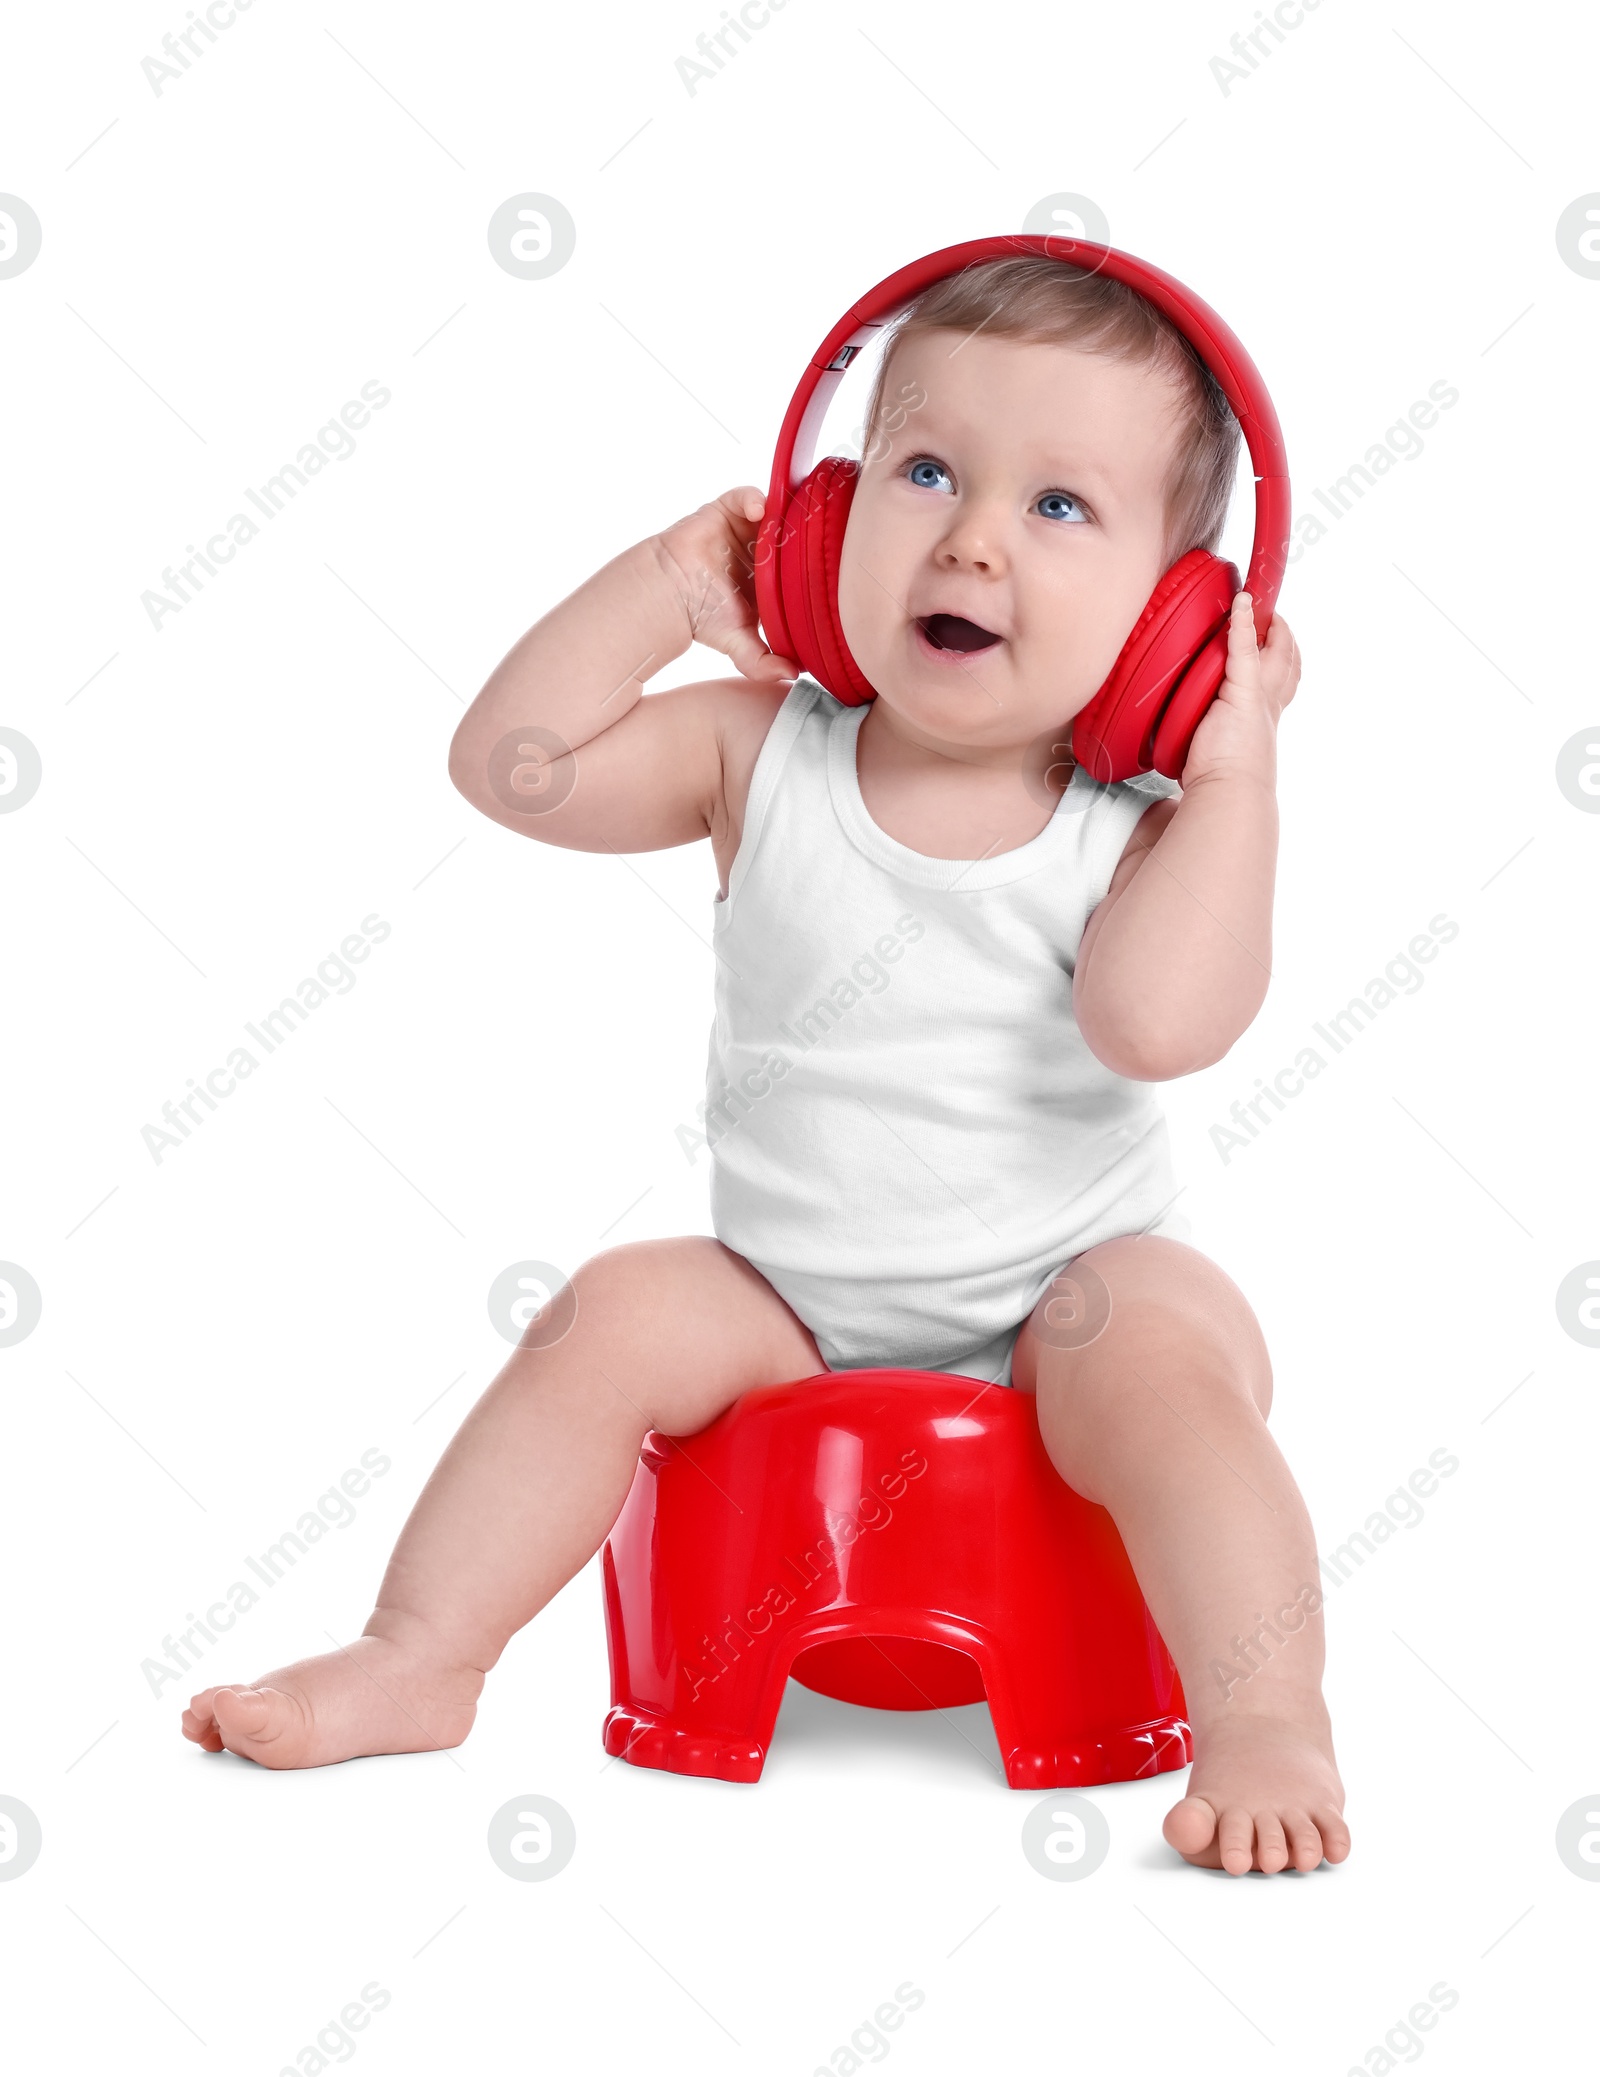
[
  {"left": 181, "top": 1630, "right": 484, "bottom": 1770},
  {"left": 1163, "top": 1703, "right": 1349, "bottom": 1875}
]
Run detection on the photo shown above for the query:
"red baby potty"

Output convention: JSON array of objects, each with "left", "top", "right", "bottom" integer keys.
[{"left": 602, "top": 1371, "right": 1190, "bottom": 1789}]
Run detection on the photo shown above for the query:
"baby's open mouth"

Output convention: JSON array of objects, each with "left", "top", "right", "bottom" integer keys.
[{"left": 916, "top": 613, "right": 1001, "bottom": 655}]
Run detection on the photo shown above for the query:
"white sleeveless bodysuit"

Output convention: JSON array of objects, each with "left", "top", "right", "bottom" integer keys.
[{"left": 703, "top": 675, "right": 1191, "bottom": 1388}]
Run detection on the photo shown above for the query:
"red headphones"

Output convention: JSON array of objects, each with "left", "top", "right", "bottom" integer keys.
[{"left": 753, "top": 235, "right": 1290, "bottom": 783}]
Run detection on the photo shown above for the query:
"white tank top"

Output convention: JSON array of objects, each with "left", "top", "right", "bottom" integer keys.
[{"left": 702, "top": 674, "right": 1187, "bottom": 1375}]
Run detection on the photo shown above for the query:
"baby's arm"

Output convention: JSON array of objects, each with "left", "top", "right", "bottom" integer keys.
[
  {"left": 1073, "top": 593, "right": 1302, "bottom": 1080},
  {"left": 447, "top": 487, "right": 795, "bottom": 848}
]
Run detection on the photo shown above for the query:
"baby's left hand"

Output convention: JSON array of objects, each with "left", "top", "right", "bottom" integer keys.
[{"left": 1179, "top": 591, "right": 1300, "bottom": 790}]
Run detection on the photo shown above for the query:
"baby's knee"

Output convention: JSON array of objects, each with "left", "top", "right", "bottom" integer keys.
[
  {"left": 1085, "top": 1235, "right": 1264, "bottom": 1354},
  {"left": 560, "top": 1237, "right": 797, "bottom": 1434},
  {"left": 569, "top": 1235, "right": 723, "bottom": 1317},
  {"left": 1022, "top": 1236, "right": 1271, "bottom": 1413},
  {"left": 1075, "top": 1232, "right": 1225, "bottom": 1310}
]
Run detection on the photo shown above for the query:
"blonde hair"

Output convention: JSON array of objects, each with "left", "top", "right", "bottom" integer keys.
[{"left": 860, "top": 255, "right": 1241, "bottom": 569}]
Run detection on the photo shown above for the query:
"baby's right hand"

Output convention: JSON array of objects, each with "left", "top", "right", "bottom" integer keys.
[{"left": 654, "top": 487, "right": 798, "bottom": 684}]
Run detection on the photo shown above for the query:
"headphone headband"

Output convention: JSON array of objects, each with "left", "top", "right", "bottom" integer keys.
[{"left": 764, "top": 234, "right": 1290, "bottom": 645}]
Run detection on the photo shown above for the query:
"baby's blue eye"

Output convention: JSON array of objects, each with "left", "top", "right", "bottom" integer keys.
[
  {"left": 906, "top": 458, "right": 953, "bottom": 491},
  {"left": 1036, "top": 490, "right": 1088, "bottom": 523}
]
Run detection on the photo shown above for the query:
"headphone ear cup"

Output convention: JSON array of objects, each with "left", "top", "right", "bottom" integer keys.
[
  {"left": 1071, "top": 550, "right": 1238, "bottom": 782},
  {"left": 753, "top": 500, "right": 797, "bottom": 666},
  {"left": 775, "top": 456, "right": 875, "bottom": 704},
  {"left": 1149, "top": 626, "right": 1228, "bottom": 780}
]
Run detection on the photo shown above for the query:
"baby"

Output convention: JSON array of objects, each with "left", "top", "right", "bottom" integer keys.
[{"left": 183, "top": 255, "right": 1349, "bottom": 1878}]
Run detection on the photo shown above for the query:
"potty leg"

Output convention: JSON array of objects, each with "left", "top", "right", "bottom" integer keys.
[
  {"left": 601, "top": 1638, "right": 791, "bottom": 1786},
  {"left": 601, "top": 1479, "right": 796, "bottom": 1785},
  {"left": 979, "top": 1628, "right": 1192, "bottom": 1789}
]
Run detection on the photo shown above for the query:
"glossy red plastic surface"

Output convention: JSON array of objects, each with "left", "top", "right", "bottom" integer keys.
[{"left": 601, "top": 1369, "right": 1191, "bottom": 1789}]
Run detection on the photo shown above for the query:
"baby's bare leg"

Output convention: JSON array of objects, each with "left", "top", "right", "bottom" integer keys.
[
  {"left": 182, "top": 1238, "right": 822, "bottom": 1768},
  {"left": 1012, "top": 1234, "right": 1349, "bottom": 1876}
]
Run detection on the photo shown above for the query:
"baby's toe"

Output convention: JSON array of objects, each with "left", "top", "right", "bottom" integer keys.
[
  {"left": 1253, "top": 1813, "right": 1289, "bottom": 1874},
  {"left": 1216, "top": 1807, "right": 1255, "bottom": 1876},
  {"left": 1162, "top": 1794, "right": 1220, "bottom": 1861},
  {"left": 210, "top": 1685, "right": 302, "bottom": 1763},
  {"left": 181, "top": 1689, "right": 226, "bottom": 1751},
  {"left": 1284, "top": 1811, "right": 1327, "bottom": 1870},
  {"left": 1313, "top": 1808, "right": 1351, "bottom": 1865}
]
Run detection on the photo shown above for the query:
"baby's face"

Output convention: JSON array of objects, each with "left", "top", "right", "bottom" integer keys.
[{"left": 836, "top": 330, "right": 1188, "bottom": 756}]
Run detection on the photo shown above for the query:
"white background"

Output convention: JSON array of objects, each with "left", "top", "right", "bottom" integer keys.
[{"left": 3, "top": 0, "right": 1598, "bottom": 2070}]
